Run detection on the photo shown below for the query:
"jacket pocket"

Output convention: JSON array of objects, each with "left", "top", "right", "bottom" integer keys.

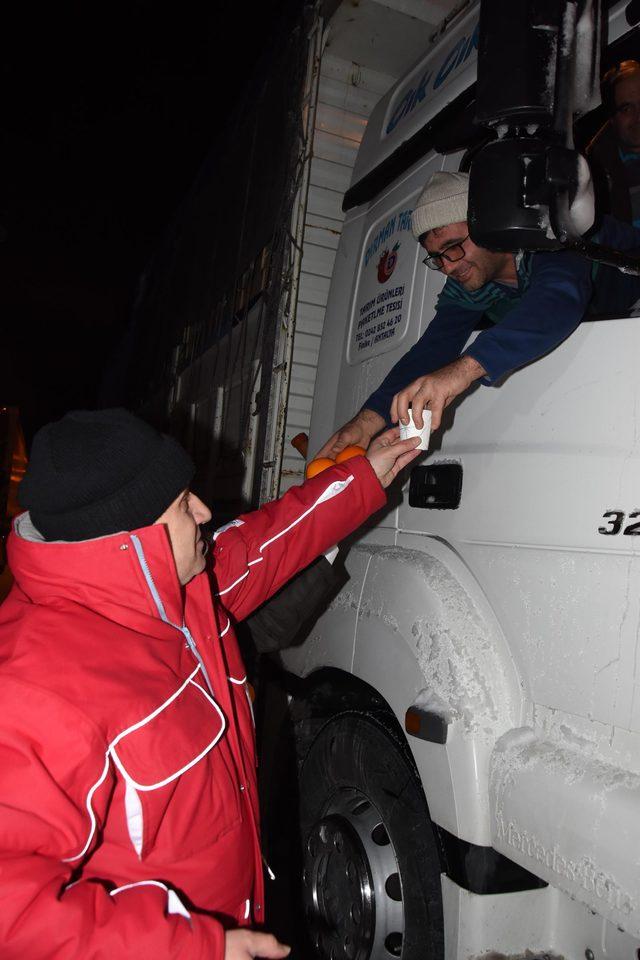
[
  {"left": 111, "top": 670, "right": 226, "bottom": 790},
  {"left": 110, "top": 668, "right": 242, "bottom": 856}
]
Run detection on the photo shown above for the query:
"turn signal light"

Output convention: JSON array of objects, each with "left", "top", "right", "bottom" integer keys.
[{"left": 404, "top": 706, "right": 448, "bottom": 744}]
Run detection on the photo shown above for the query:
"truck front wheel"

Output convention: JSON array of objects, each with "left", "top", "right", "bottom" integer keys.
[{"left": 298, "top": 712, "right": 444, "bottom": 960}]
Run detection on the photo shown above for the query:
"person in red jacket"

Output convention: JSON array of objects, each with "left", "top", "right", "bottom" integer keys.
[{"left": 0, "top": 408, "right": 419, "bottom": 960}]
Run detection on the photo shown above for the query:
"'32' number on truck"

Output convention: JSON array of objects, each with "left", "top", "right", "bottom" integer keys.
[{"left": 598, "top": 511, "right": 640, "bottom": 535}]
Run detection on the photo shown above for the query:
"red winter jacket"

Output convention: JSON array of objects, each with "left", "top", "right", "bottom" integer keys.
[{"left": 0, "top": 457, "right": 385, "bottom": 959}]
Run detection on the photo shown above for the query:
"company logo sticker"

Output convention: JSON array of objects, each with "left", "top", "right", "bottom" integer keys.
[
  {"left": 377, "top": 243, "right": 400, "bottom": 283},
  {"left": 385, "top": 21, "right": 479, "bottom": 136},
  {"left": 350, "top": 206, "right": 415, "bottom": 362}
]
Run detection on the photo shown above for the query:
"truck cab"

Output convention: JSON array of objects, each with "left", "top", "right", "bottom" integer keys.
[{"left": 277, "top": 2, "right": 640, "bottom": 957}]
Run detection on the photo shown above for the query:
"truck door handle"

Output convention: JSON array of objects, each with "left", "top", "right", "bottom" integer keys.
[{"left": 409, "top": 463, "right": 462, "bottom": 509}]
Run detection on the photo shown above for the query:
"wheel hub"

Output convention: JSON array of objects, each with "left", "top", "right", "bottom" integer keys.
[{"left": 303, "top": 789, "right": 405, "bottom": 960}]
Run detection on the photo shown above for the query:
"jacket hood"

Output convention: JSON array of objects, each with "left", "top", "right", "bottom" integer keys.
[{"left": 8, "top": 511, "right": 186, "bottom": 628}]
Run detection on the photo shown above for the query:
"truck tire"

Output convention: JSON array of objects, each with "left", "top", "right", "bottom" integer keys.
[{"left": 298, "top": 711, "right": 444, "bottom": 960}]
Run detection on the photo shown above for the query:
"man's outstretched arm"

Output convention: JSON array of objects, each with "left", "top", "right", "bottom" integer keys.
[
  {"left": 315, "top": 303, "right": 479, "bottom": 458},
  {"left": 391, "top": 250, "right": 593, "bottom": 430},
  {"left": 212, "top": 430, "right": 420, "bottom": 623}
]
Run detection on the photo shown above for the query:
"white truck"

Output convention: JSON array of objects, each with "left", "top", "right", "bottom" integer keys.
[{"left": 272, "top": 1, "right": 640, "bottom": 957}]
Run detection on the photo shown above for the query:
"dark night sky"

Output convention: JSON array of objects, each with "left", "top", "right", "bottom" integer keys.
[{"left": 2, "top": 1, "right": 298, "bottom": 442}]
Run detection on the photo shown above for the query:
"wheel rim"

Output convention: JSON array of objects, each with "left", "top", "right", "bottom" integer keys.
[{"left": 303, "top": 788, "right": 405, "bottom": 960}]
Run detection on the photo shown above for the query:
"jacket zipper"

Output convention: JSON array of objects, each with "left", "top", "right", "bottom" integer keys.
[
  {"left": 130, "top": 534, "right": 216, "bottom": 695},
  {"left": 180, "top": 624, "right": 215, "bottom": 696}
]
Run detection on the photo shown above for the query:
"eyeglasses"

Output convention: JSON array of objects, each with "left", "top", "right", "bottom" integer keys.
[{"left": 422, "top": 235, "right": 469, "bottom": 271}]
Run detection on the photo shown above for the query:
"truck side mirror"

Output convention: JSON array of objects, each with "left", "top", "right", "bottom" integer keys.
[
  {"left": 469, "top": 136, "right": 595, "bottom": 250},
  {"left": 468, "top": 0, "right": 600, "bottom": 251}
]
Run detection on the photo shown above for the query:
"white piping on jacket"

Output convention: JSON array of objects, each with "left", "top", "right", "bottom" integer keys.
[
  {"left": 114, "top": 666, "right": 200, "bottom": 737},
  {"left": 227, "top": 675, "right": 255, "bottom": 726},
  {"left": 110, "top": 880, "right": 192, "bottom": 919},
  {"left": 220, "top": 617, "right": 231, "bottom": 638},
  {"left": 244, "top": 898, "right": 251, "bottom": 919},
  {"left": 215, "top": 475, "right": 354, "bottom": 598},
  {"left": 64, "top": 666, "right": 227, "bottom": 861},
  {"left": 260, "top": 477, "right": 354, "bottom": 554},
  {"left": 215, "top": 557, "right": 264, "bottom": 597},
  {"left": 62, "top": 753, "right": 111, "bottom": 863},
  {"left": 216, "top": 568, "right": 250, "bottom": 597}
]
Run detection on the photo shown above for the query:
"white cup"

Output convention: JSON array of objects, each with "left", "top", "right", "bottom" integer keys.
[{"left": 399, "top": 408, "right": 431, "bottom": 451}]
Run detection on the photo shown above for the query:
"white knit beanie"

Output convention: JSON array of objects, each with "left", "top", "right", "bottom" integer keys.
[{"left": 411, "top": 171, "right": 469, "bottom": 239}]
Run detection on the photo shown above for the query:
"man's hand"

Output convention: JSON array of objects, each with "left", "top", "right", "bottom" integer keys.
[
  {"left": 315, "top": 408, "right": 385, "bottom": 460},
  {"left": 391, "top": 355, "right": 486, "bottom": 432},
  {"left": 224, "top": 929, "right": 290, "bottom": 960},
  {"left": 366, "top": 428, "right": 421, "bottom": 488}
]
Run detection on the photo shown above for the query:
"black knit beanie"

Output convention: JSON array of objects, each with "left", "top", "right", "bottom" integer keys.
[{"left": 19, "top": 409, "right": 195, "bottom": 541}]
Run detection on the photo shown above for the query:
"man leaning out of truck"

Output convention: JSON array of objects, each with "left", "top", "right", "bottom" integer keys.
[{"left": 318, "top": 170, "right": 640, "bottom": 457}]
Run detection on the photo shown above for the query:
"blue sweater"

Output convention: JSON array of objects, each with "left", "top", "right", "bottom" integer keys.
[{"left": 365, "top": 216, "right": 640, "bottom": 424}]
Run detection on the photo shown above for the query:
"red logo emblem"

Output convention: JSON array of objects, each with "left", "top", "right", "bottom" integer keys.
[{"left": 377, "top": 243, "right": 400, "bottom": 283}]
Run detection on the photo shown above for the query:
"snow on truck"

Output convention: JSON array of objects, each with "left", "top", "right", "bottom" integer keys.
[{"left": 132, "top": 0, "right": 640, "bottom": 956}]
